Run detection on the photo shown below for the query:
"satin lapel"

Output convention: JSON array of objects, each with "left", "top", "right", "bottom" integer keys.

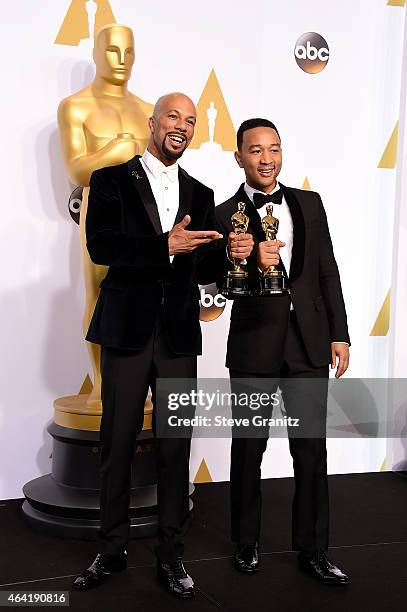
[
  {"left": 233, "top": 184, "right": 264, "bottom": 242},
  {"left": 280, "top": 183, "right": 305, "bottom": 281},
  {"left": 127, "top": 155, "right": 163, "bottom": 234},
  {"left": 175, "top": 167, "right": 193, "bottom": 224}
]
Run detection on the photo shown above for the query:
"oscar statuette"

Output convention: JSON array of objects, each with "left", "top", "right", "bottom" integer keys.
[
  {"left": 221, "top": 202, "right": 252, "bottom": 298},
  {"left": 259, "top": 204, "right": 288, "bottom": 295}
]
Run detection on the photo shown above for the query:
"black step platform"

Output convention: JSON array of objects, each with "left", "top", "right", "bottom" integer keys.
[{"left": 3, "top": 472, "right": 406, "bottom": 612}]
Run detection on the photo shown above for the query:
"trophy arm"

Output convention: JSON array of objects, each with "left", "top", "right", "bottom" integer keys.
[{"left": 57, "top": 98, "right": 140, "bottom": 187}]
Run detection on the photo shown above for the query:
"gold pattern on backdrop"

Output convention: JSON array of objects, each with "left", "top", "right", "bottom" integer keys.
[
  {"left": 55, "top": 0, "right": 116, "bottom": 46},
  {"left": 380, "top": 458, "right": 387, "bottom": 472},
  {"left": 378, "top": 121, "right": 399, "bottom": 168},
  {"left": 387, "top": 0, "right": 406, "bottom": 7},
  {"left": 370, "top": 289, "right": 391, "bottom": 336},
  {"left": 302, "top": 177, "right": 311, "bottom": 190},
  {"left": 79, "top": 374, "right": 93, "bottom": 395},
  {"left": 190, "top": 69, "right": 236, "bottom": 151},
  {"left": 194, "top": 458, "right": 213, "bottom": 483}
]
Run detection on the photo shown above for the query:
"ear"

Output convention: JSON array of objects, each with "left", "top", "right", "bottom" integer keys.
[
  {"left": 234, "top": 150, "right": 243, "bottom": 168},
  {"left": 148, "top": 116, "right": 154, "bottom": 133}
]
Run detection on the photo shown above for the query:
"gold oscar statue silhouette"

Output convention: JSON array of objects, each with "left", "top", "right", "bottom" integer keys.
[{"left": 57, "top": 24, "right": 154, "bottom": 427}]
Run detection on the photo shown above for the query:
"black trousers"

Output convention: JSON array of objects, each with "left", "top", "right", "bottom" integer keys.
[
  {"left": 96, "top": 309, "right": 196, "bottom": 562},
  {"left": 229, "top": 311, "right": 329, "bottom": 552}
]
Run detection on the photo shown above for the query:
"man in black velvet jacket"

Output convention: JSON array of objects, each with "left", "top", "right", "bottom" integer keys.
[
  {"left": 215, "top": 118, "right": 351, "bottom": 586},
  {"left": 72, "top": 93, "right": 226, "bottom": 599}
]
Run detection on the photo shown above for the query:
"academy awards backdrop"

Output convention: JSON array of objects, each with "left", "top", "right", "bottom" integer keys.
[{"left": 0, "top": 0, "right": 406, "bottom": 499}]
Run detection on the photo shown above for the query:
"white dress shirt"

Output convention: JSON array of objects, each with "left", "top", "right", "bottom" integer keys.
[{"left": 140, "top": 148, "right": 179, "bottom": 262}]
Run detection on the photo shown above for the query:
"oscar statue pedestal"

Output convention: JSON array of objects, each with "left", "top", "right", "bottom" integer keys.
[{"left": 22, "top": 394, "right": 193, "bottom": 539}]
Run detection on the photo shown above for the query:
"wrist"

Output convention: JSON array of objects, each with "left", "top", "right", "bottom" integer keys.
[{"left": 168, "top": 235, "right": 174, "bottom": 256}]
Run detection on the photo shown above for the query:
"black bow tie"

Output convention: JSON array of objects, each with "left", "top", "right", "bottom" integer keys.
[{"left": 252, "top": 189, "right": 283, "bottom": 209}]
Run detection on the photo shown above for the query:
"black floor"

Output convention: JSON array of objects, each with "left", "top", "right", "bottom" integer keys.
[{"left": 1, "top": 472, "right": 406, "bottom": 611}]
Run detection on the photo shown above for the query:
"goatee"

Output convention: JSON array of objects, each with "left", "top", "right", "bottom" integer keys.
[{"left": 162, "top": 137, "right": 185, "bottom": 161}]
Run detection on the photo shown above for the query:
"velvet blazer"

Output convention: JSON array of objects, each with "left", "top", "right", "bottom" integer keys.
[{"left": 85, "top": 155, "right": 224, "bottom": 354}]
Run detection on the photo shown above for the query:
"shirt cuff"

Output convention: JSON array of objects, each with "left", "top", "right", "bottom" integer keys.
[{"left": 331, "top": 341, "right": 349, "bottom": 346}]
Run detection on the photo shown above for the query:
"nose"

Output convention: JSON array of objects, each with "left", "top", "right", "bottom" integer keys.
[
  {"left": 175, "top": 120, "right": 187, "bottom": 133},
  {"left": 260, "top": 154, "right": 273, "bottom": 165},
  {"left": 118, "top": 49, "right": 125, "bottom": 65}
]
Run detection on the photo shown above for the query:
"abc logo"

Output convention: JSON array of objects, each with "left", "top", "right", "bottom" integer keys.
[
  {"left": 294, "top": 32, "right": 329, "bottom": 74},
  {"left": 199, "top": 286, "right": 226, "bottom": 322},
  {"left": 68, "top": 186, "right": 83, "bottom": 225}
]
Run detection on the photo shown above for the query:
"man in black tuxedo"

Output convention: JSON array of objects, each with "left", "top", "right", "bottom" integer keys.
[
  {"left": 215, "top": 118, "right": 351, "bottom": 585},
  {"left": 72, "top": 93, "right": 225, "bottom": 599}
]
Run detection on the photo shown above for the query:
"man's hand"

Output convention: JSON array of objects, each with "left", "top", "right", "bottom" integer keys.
[
  {"left": 168, "top": 215, "right": 223, "bottom": 256},
  {"left": 257, "top": 240, "right": 286, "bottom": 272},
  {"left": 331, "top": 343, "right": 350, "bottom": 378},
  {"left": 228, "top": 232, "right": 254, "bottom": 261}
]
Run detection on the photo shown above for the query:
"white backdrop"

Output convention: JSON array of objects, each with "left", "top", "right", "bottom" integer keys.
[
  {"left": 0, "top": 0, "right": 406, "bottom": 499},
  {"left": 389, "top": 1, "right": 407, "bottom": 473}
]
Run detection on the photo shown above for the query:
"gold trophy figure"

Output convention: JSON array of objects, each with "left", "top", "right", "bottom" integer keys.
[
  {"left": 221, "top": 202, "right": 252, "bottom": 298},
  {"left": 57, "top": 24, "right": 153, "bottom": 422},
  {"left": 259, "top": 204, "right": 288, "bottom": 295}
]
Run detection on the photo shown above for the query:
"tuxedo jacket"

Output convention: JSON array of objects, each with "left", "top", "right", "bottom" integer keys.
[
  {"left": 85, "top": 155, "right": 223, "bottom": 355},
  {"left": 215, "top": 184, "right": 350, "bottom": 373}
]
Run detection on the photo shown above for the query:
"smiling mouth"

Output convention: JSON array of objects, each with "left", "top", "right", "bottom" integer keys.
[
  {"left": 258, "top": 167, "right": 274, "bottom": 176},
  {"left": 167, "top": 133, "right": 186, "bottom": 146}
]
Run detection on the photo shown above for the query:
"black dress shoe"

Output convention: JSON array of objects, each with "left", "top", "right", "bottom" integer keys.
[
  {"left": 298, "top": 550, "right": 350, "bottom": 585},
  {"left": 157, "top": 558, "right": 195, "bottom": 599},
  {"left": 72, "top": 551, "right": 127, "bottom": 591},
  {"left": 234, "top": 543, "right": 259, "bottom": 574}
]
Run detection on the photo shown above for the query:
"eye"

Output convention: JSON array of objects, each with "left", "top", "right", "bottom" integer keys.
[
  {"left": 168, "top": 113, "right": 177, "bottom": 119},
  {"left": 187, "top": 119, "right": 195, "bottom": 125},
  {"left": 252, "top": 149, "right": 261, "bottom": 154}
]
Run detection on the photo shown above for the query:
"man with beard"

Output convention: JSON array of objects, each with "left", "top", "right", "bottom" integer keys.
[
  {"left": 72, "top": 93, "right": 226, "bottom": 599},
  {"left": 215, "top": 118, "right": 351, "bottom": 586}
]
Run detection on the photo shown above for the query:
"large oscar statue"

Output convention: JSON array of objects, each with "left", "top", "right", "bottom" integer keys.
[
  {"left": 59, "top": 23, "right": 152, "bottom": 409},
  {"left": 22, "top": 24, "right": 159, "bottom": 540}
]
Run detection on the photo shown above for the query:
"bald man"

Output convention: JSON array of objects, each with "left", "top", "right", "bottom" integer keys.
[{"left": 73, "top": 93, "right": 225, "bottom": 598}]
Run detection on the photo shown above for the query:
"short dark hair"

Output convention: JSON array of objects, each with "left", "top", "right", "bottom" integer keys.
[{"left": 236, "top": 118, "right": 280, "bottom": 150}]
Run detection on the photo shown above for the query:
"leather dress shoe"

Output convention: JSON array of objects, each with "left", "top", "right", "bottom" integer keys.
[
  {"left": 72, "top": 551, "right": 127, "bottom": 591},
  {"left": 234, "top": 543, "right": 259, "bottom": 574},
  {"left": 298, "top": 549, "right": 350, "bottom": 585},
  {"left": 157, "top": 558, "right": 195, "bottom": 599}
]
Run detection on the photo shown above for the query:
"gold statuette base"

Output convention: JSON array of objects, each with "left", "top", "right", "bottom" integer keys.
[{"left": 54, "top": 394, "right": 153, "bottom": 432}]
